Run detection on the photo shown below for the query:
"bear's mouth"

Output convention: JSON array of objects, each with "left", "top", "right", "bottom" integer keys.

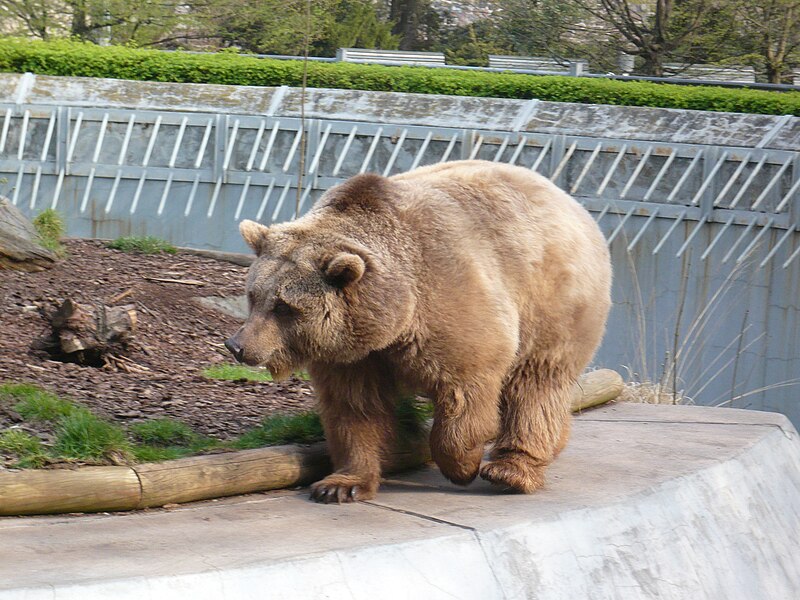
[
  {"left": 266, "top": 365, "right": 292, "bottom": 382},
  {"left": 257, "top": 349, "right": 298, "bottom": 382}
]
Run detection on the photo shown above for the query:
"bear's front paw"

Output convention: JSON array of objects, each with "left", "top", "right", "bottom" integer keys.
[
  {"left": 309, "top": 473, "right": 378, "bottom": 504},
  {"left": 480, "top": 453, "right": 546, "bottom": 493},
  {"left": 431, "top": 444, "right": 483, "bottom": 486}
]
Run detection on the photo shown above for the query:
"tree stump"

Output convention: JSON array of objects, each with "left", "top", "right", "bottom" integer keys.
[
  {"left": 33, "top": 300, "right": 140, "bottom": 369},
  {"left": 0, "top": 196, "right": 58, "bottom": 272}
]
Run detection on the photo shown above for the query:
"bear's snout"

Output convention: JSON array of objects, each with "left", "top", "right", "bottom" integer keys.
[{"left": 225, "top": 334, "right": 245, "bottom": 363}]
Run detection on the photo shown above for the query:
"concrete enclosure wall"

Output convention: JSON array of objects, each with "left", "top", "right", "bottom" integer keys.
[{"left": 0, "top": 72, "right": 798, "bottom": 424}]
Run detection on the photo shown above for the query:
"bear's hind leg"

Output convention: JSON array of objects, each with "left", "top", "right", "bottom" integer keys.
[
  {"left": 309, "top": 363, "right": 396, "bottom": 503},
  {"left": 480, "top": 359, "right": 572, "bottom": 493}
]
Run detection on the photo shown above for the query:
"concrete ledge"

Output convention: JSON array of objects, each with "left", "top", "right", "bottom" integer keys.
[
  {"left": 0, "top": 73, "right": 796, "bottom": 149},
  {"left": 1, "top": 404, "right": 798, "bottom": 599}
]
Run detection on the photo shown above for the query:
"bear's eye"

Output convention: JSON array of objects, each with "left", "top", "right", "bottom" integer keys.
[{"left": 272, "top": 299, "right": 294, "bottom": 317}]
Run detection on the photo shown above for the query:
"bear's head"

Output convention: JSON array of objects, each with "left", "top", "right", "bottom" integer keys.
[{"left": 225, "top": 207, "right": 415, "bottom": 378}]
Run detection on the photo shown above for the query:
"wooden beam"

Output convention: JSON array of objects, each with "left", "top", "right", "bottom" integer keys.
[{"left": 0, "top": 467, "right": 141, "bottom": 516}]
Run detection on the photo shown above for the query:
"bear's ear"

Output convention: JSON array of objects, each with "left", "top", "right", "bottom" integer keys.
[
  {"left": 239, "top": 220, "right": 270, "bottom": 255},
  {"left": 324, "top": 253, "right": 366, "bottom": 288}
]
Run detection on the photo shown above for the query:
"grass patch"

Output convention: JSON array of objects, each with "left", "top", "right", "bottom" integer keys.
[
  {"left": 1, "top": 382, "right": 432, "bottom": 468},
  {"left": 107, "top": 236, "right": 177, "bottom": 255},
  {"left": 129, "top": 418, "right": 218, "bottom": 462},
  {"left": 130, "top": 418, "right": 197, "bottom": 446},
  {"left": 395, "top": 395, "right": 434, "bottom": 437},
  {"left": 233, "top": 412, "right": 325, "bottom": 449},
  {"left": 52, "top": 410, "right": 132, "bottom": 462},
  {"left": 3, "top": 383, "right": 132, "bottom": 463},
  {"left": 202, "top": 364, "right": 312, "bottom": 382},
  {"left": 0, "top": 429, "right": 43, "bottom": 455},
  {"left": 202, "top": 364, "right": 274, "bottom": 382},
  {"left": 231, "top": 396, "right": 431, "bottom": 449},
  {"left": 131, "top": 444, "right": 197, "bottom": 462},
  {"left": 0, "top": 429, "right": 48, "bottom": 467},
  {"left": 32, "top": 209, "right": 65, "bottom": 256},
  {"left": 1, "top": 383, "right": 77, "bottom": 422}
]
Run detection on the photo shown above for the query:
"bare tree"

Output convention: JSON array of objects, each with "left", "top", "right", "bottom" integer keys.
[
  {"left": 735, "top": 0, "right": 800, "bottom": 82},
  {"left": 0, "top": 0, "right": 54, "bottom": 38},
  {"left": 0, "top": 0, "right": 186, "bottom": 45},
  {"left": 572, "top": 0, "right": 716, "bottom": 75}
]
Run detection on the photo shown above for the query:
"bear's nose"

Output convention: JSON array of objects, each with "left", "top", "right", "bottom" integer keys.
[{"left": 225, "top": 336, "right": 244, "bottom": 363}]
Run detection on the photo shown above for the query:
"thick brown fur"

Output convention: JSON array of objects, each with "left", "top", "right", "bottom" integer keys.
[{"left": 229, "top": 160, "right": 612, "bottom": 502}]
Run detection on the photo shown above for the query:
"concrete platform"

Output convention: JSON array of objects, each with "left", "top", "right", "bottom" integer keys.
[{"left": 1, "top": 404, "right": 799, "bottom": 599}]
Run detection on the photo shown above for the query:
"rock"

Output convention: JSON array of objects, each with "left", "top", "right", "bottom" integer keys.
[
  {"left": 192, "top": 295, "right": 248, "bottom": 321},
  {"left": 0, "top": 196, "right": 58, "bottom": 272}
]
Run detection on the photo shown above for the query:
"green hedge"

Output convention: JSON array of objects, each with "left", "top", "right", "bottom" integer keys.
[{"left": 0, "top": 38, "right": 798, "bottom": 115}]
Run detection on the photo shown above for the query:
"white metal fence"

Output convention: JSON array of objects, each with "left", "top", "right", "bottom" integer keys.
[{"left": 2, "top": 76, "right": 799, "bottom": 424}]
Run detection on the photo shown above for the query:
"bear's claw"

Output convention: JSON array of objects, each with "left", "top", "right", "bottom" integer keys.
[
  {"left": 310, "top": 484, "right": 359, "bottom": 504},
  {"left": 309, "top": 474, "right": 376, "bottom": 503}
]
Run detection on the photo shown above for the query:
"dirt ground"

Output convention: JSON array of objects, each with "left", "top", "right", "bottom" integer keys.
[{"left": 0, "top": 240, "right": 316, "bottom": 439}]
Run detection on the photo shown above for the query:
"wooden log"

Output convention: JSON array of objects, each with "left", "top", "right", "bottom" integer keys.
[
  {"left": 0, "top": 196, "right": 57, "bottom": 272},
  {"left": 0, "top": 466, "right": 141, "bottom": 516},
  {"left": 0, "top": 370, "right": 623, "bottom": 516},
  {"left": 135, "top": 445, "right": 332, "bottom": 508},
  {"left": 136, "top": 435, "right": 433, "bottom": 508},
  {"left": 571, "top": 369, "right": 625, "bottom": 412},
  {"left": 177, "top": 246, "right": 255, "bottom": 267}
]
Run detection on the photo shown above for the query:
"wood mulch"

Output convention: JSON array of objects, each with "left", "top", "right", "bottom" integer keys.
[{"left": 0, "top": 239, "right": 316, "bottom": 442}]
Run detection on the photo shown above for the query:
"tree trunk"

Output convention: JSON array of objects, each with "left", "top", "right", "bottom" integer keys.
[
  {"left": 70, "top": 0, "right": 91, "bottom": 40},
  {"left": 0, "top": 197, "right": 58, "bottom": 272},
  {"left": 765, "top": 59, "right": 784, "bottom": 84},
  {"left": 640, "top": 49, "right": 665, "bottom": 77},
  {"left": 33, "top": 299, "right": 138, "bottom": 368},
  {"left": 390, "top": 0, "right": 420, "bottom": 50}
]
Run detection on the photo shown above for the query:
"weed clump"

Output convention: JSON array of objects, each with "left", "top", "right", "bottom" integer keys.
[{"left": 32, "top": 208, "right": 65, "bottom": 256}]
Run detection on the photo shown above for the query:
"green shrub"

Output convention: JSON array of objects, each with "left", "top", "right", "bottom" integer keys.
[
  {"left": 107, "top": 236, "right": 177, "bottom": 254},
  {"left": 32, "top": 209, "right": 65, "bottom": 255},
  {"left": 0, "top": 39, "right": 796, "bottom": 115}
]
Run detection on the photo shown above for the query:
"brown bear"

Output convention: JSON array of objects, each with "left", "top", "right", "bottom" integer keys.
[{"left": 227, "top": 160, "right": 611, "bottom": 503}]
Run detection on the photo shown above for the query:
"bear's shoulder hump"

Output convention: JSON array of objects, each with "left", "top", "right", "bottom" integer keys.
[{"left": 323, "top": 173, "right": 395, "bottom": 214}]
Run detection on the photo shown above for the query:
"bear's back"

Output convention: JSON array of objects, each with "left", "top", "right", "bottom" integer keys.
[
  {"left": 391, "top": 160, "right": 611, "bottom": 354},
  {"left": 390, "top": 160, "right": 607, "bottom": 289}
]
